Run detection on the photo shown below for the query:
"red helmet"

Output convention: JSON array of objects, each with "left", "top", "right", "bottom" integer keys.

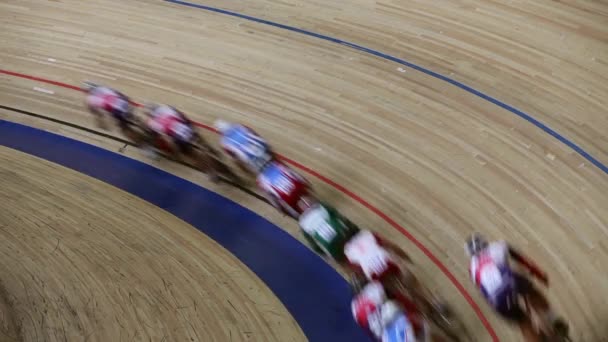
[{"left": 352, "top": 299, "right": 379, "bottom": 329}]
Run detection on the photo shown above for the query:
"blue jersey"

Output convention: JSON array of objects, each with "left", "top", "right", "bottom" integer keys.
[
  {"left": 382, "top": 315, "right": 416, "bottom": 342},
  {"left": 221, "top": 125, "right": 271, "bottom": 172},
  {"left": 257, "top": 161, "right": 310, "bottom": 218},
  {"left": 258, "top": 162, "right": 299, "bottom": 195}
]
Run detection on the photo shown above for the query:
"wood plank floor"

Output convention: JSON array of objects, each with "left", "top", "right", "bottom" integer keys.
[
  {"left": 0, "top": 0, "right": 607, "bottom": 340},
  {"left": 0, "top": 146, "right": 304, "bottom": 342},
  {"left": 184, "top": 0, "right": 608, "bottom": 163}
]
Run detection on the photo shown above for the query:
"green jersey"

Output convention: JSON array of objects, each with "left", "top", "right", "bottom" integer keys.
[{"left": 298, "top": 204, "right": 360, "bottom": 261}]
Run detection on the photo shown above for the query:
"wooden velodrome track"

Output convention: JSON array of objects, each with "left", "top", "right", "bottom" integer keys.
[
  {"left": 0, "top": 0, "right": 607, "bottom": 341},
  {"left": 0, "top": 144, "right": 307, "bottom": 342}
]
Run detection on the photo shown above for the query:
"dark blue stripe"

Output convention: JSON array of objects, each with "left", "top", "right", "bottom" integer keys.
[
  {"left": 0, "top": 120, "right": 369, "bottom": 342},
  {"left": 164, "top": 0, "right": 608, "bottom": 176}
]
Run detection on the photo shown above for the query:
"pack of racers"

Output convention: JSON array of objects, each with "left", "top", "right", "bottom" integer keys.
[{"left": 84, "top": 83, "right": 570, "bottom": 341}]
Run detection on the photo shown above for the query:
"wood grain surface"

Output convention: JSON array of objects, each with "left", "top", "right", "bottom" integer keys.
[
  {"left": 0, "top": 146, "right": 304, "bottom": 342},
  {"left": 0, "top": 0, "right": 607, "bottom": 340}
]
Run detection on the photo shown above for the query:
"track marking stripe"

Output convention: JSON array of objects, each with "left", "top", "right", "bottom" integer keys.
[
  {"left": 163, "top": 0, "right": 608, "bottom": 177},
  {"left": 1, "top": 68, "right": 497, "bottom": 340}
]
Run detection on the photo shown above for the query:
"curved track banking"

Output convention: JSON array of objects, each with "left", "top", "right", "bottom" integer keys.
[
  {"left": 1, "top": 0, "right": 607, "bottom": 340},
  {"left": 0, "top": 120, "right": 367, "bottom": 341},
  {"left": 0, "top": 69, "right": 498, "bottom": 341},
  {"left": 0, "top": 142, "right": 307, "bottom": 342}
]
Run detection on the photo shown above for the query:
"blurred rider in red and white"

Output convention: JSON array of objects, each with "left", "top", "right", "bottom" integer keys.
[
  {"left": 83, "top": 82, "right": 134, "bottom": 131},
  {"left": 143, "top": 103, "right": 196, "bottom": 158},
  {"left": 256, "top": 159, "right": 318, "bottom": 218},
  {"left": 351, "top": 280, "right": 433, "bottom": 341}
]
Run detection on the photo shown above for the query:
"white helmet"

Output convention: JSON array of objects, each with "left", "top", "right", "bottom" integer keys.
[
  {"left": 82, "top": 81, "right": 98, "bottom": 92},
  {"left": 380, "top": 300, "right": 403, "bottom": 327},
  {"left": 214, "top": 119, "right": 231, "bottom": 134},
  {"left": 465, "top": 233, "right": 488, "bottom": 257}
]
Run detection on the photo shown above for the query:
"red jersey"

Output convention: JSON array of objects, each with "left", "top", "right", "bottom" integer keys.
[
  {"left": 86, "top": 87, "right": 130, "bottom": 119},
  {"left": 351, "top": 281, "right": 386, "bottom": 339},
  {"left": 344, "top": 230, "right": 400, "bottom": 281},
  {"left": 147, "top": 106, "right": 193, "bottom": 141},
  {"left": 257, "top": 161, "right": 311, "bottom": 218}
]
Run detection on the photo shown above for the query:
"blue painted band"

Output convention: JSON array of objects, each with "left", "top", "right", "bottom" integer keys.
[
  {"left": 164, "top": 0, "right": 608, "bottom": 175},
  {"left": 0, "top": 119, "right": 369, "bottom": 342}
]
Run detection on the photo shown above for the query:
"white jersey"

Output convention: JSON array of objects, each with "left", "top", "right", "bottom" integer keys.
[
  {"left": 150, "top": 105, "right": 181, "bottom": 120},
  {"left": 86, "top": 92, "right": 106, "bottom": 108},
  {"left": 86, "top": 87, "right": 131, "bottom": 119},
  {"left": 469, "top": 241, "right": 511, "bottom": 299},
  {"left": 351, "top": 281, "right": 386, "bottom": 338},
  {"left": 89, "top": 86, "right": 115, "bottom": 98},
  {"left": 86, "top": 87, "right": 118, "bottom": 107},
  {"left": 147, "top": 106, "right": 192, "bottom": 140},
  {"left": 344, "top": 230, "right": 393, "bottom": 280}
]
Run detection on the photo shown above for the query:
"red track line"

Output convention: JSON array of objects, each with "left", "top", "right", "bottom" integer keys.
[
  {"left": 0, "top": 69, "right": 499, "bottom": 341},
  {"left": 0, "top": 70, "right": 84, "bottom": 92}
]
